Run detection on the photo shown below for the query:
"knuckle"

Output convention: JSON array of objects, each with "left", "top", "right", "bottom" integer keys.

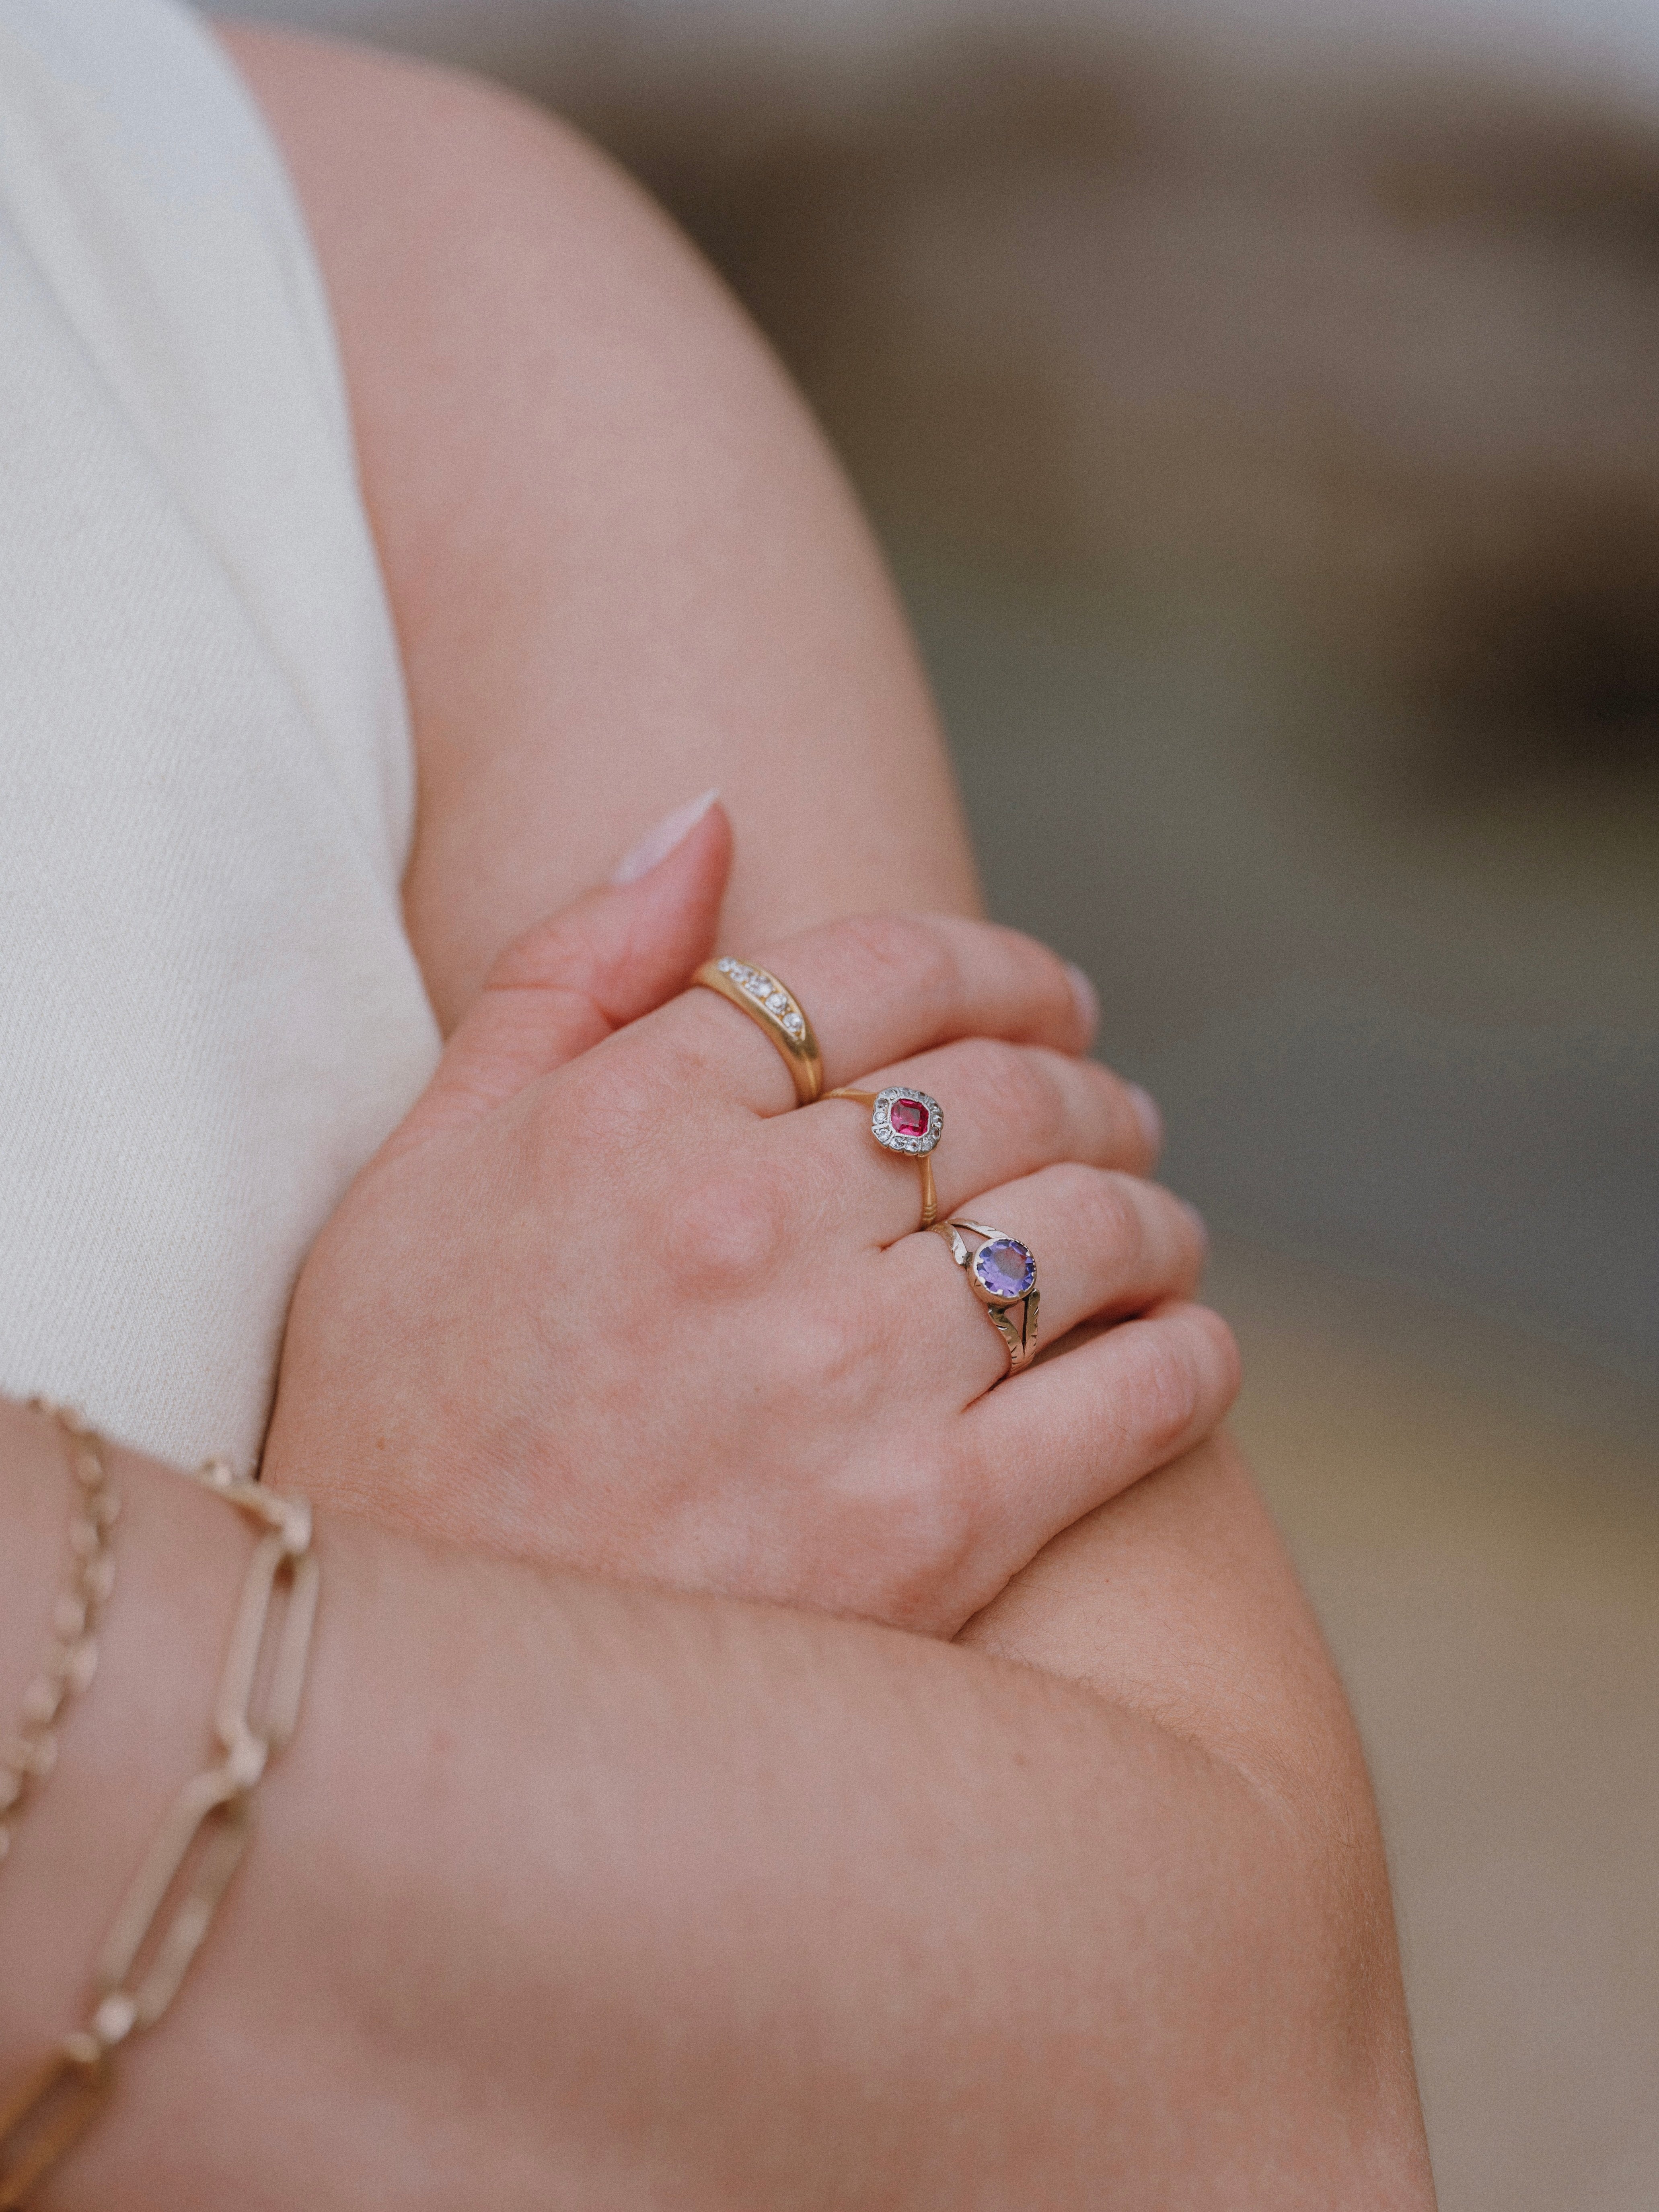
[
  {"left": 659, "top": 1172, "right": 787, "bottom": 1300},
  {"left": 862, "top": 913, "right": 958, "bottom": 1016},
  {"left": 1000, "top": 928, "right": 1075, "bottom": 1037},
  {"left": 958, "top": 1037, "right": 1055, "bottom": 1132},
  {"left": 1067, "top": 1166, "right": 1145, "bottom": 1263}
]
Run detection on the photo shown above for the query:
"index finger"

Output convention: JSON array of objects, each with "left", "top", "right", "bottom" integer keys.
[{"left": 660, "top": 912, "right": 1098, "bottom": 1114}]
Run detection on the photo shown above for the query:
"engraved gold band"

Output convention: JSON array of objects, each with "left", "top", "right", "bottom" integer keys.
[
  {"left": 693, "top": 958, "right": 824, "bottom": 1106},
  {"left": 825, "top": 1085, "right": 942, "bottom": 1230},
  {"left": 933, "top": 1218, "right": 1040, "bottom": 1377}
]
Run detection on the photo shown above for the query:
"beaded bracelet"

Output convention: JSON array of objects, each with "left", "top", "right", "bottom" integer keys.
[
  {"left": 0, "top": 1406, "right": 119, "bottom": 1869},
  {"left": 0, "top": 1450, "right": 319, "bottom": 2208}
]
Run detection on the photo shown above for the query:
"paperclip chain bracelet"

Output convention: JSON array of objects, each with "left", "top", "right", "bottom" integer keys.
[
  {"left": 0, "top": 1406, "right": 119, "bottom": 1869},
  {"left": 0, "top": 1455, "right": 321, "bottom": 2210}
]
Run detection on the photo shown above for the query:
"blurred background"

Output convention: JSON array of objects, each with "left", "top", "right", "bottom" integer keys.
[{"left": 222, "top": 0, "right": 1659, "bottom": 2198}]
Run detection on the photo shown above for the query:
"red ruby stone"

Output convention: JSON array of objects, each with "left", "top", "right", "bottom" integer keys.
[{"left": 890, "top": 1097, "right": 929, "bottom": 1137}]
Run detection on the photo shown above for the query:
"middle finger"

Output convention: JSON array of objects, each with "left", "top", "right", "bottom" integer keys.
[{"left": 798, "top": 1036, "right": 1161, "bottom": 1246}]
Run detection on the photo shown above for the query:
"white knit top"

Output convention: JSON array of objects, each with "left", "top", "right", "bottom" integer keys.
[{"left": 0, "top": 0, "right": 441, "bottom": 1468}]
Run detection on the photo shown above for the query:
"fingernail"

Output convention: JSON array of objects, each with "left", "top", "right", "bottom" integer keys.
[
  {"left": 1126, "top": 1081, "right": 1163, "bottom": 1156},
  {"left": 1065, "top": 962, "right": 1100, "bottom": 1042},
  {"left": 1180, "top": 1198, "right": 1209, "bottom": 1260},
  {"left": 611, "top": 788, "right": 720, "bottom": 885}
]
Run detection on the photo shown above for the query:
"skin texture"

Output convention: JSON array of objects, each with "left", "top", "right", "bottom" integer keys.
[
  {"left": 0, "top": 25, "right": 1436, "bottom": 2205},
  {"left": 266, "top": 804, "right": 1234, "bottom": 1631},
  {"left": 0, "top": 1408, "right": 1428, "bottom": 2210},
  {"left": 221, "top": 29, "right": 980, "bottom": 1032},
  {"left": 212, "top": 23, "right": 1432, "bottom": 2193}
]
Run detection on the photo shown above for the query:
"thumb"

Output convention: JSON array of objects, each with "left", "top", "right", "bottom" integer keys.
[{"left": 390, "top": 790, "right": 732, "bottom": 1155}]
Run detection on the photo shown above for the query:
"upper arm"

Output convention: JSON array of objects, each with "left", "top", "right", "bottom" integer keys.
[{"left": 220, "top": 27, "right": 980, "bottom": 1029}]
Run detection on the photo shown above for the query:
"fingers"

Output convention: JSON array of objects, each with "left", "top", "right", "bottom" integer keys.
[
  {"left": 889, "top": 1162, "right": 1207, "bottom": 1396},
  {"left": 662, "top": 911, "right": 1098, "bottom": 1114},
  {"left": 814, "top": 1039, "right": 1161, "bottom": 1244},
  {"left": 961, "top": 1299, "right": 1241, "bottom": 1586},
  {"left": 386, "top": 795, "right": 732, "bottom": 1157}
]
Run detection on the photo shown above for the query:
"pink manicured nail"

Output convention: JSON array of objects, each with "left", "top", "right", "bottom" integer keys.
[
  {"left": 611, "top": 788, "right": 720, "bottom": 885},
  {"left": 1065, "top": 961, "right": 1100, "bottom": 1042},
  {"left": 1126, "top": 1082, "right": 1163, "bottom": 1156}
]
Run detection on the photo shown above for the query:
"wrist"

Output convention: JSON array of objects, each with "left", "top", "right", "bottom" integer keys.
[
  {"left": 1, "top": 1446, "right": 566, "bottom": 2209},
  {"left": 0, "top": 1423, "right": 258, "bottom": 2137}
]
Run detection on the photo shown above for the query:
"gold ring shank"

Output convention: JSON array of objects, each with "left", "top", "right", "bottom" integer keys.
[
  {"left": 693, "top": 960, "right": 823, "bottom": 1106},
  {"left": 825, "top": 1088, "right": 938, "bottom": 1231}
]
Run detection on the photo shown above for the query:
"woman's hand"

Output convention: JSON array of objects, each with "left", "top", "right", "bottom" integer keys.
[{"left": 264, "top": 802, "right": 1236, "bottom": 1634}]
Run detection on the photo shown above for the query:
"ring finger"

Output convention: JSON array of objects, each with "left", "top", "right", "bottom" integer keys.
[{"left": 884, "top": 1161, "right": 1207, "bottom": 1403}]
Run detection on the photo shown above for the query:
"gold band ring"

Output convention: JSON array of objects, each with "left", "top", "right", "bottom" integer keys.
[
  {"left": 825, "top": 1085, "right": 942, "bottom": 1230},
  {"left": 932, "top": 1218, "right": 1040, "bottom": 1376},
  {"left": 693, "top": 958, "right": 824, "bottom": 1106}
]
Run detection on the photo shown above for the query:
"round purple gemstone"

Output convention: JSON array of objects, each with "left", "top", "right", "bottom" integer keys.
[{"left": 974, "top": 1237, "right": 1035, "bottom": 1301}]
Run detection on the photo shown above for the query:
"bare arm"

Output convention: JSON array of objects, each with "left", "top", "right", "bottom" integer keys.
[
  {"left": 210, "top": 31, "right": 1431, "bottom": 2192},
  {"left": 0, "top": 1406, "right": 1425, "bottom": 2207},
  {"left": 220, "top": 26, "right": 980, "bottom": 1032}
]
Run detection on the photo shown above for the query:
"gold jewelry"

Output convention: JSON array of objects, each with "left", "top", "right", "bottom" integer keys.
[
  {"left": 933, "top": 1219, "right": 1040, "bottom": 1377},
  {"left": 0, "top": 1406, "right": 119, "bottom": 1869},
  {"left": 0, "top": 1459, "right": 319, "bottom": 2210},
  {"left": 693, "top": 957, "right": 823, "bottom": 1105},
  {"left": 824, "top": 1085, "right": 942, "bottom": 1230}
]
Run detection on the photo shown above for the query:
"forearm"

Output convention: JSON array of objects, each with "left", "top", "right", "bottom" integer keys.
[
  {"left": 1, "top": 1406, "right": 1425, "bottom": 2207},
  {"left": 965, "top": 1429, "right": 1433, "bottom": 2194}
]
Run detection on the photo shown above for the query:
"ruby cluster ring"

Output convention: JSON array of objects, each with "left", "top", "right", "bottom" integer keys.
[{"left": 825, "top": 1083, "right": 944, "bottom": 1230}]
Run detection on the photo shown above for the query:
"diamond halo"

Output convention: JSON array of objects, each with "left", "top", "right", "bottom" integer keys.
[{"left": 870, "top": 1085, "right": 943, "bottom": 1157}]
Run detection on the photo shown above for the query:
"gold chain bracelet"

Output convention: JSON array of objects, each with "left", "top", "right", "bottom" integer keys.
[
  {"left": 0, "top": 1407, "right": 119, "bottom": 1869},
  {"left": 0, "top": 1455, "right": 319, "bottom": 2209}
]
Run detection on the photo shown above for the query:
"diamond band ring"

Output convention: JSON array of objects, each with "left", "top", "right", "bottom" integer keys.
[
  {"left": 825, "top": 1084, "right": 943, "bottom": 1230},
  {"left": 933, "top": 1218, "right": 1040, "bottom": 1376},
  {"left": 693, "top": 958, "right": 824, "bottom": 1105}
]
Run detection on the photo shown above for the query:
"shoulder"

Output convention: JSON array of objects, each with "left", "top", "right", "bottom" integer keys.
[
  {"left": 210, "top": 28, "right": 928, "bottom": 1024},
  {"left": 213, "top": 26, "right": 777, "bottom": 424},
  {"left": 212, "top": 23, "right": 826, "bottom": 691},
  {"left": 216, "top": 27, "right": 654, "bottom": 237}
]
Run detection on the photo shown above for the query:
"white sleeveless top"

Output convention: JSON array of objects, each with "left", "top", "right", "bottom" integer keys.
[{"left": 0, "top": 0, "right": 442, "bottom": 1469}]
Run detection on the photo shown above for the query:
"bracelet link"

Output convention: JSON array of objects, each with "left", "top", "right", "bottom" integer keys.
[
  {"left": 0, "top": 1407, "right": 119, "bottom": 1869},
  {"left": 0, "top": 2040, "right": 111, "bottom": 2211},
  {"left": 0, "top": 1442, "right": 320, "bottom": 2206}
]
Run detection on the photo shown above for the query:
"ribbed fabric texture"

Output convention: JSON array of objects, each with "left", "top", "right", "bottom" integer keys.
[{"left": 0, "top": 0, "right": 441, "bottom": 1468}]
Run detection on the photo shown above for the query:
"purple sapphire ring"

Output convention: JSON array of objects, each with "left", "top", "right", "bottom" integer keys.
[
  {"left": 932, "top": 1218, "right": 1040, "bottom": 1377},
  {"left": 824, "top": 1084, "right": 943, "bottom": 1229}
]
